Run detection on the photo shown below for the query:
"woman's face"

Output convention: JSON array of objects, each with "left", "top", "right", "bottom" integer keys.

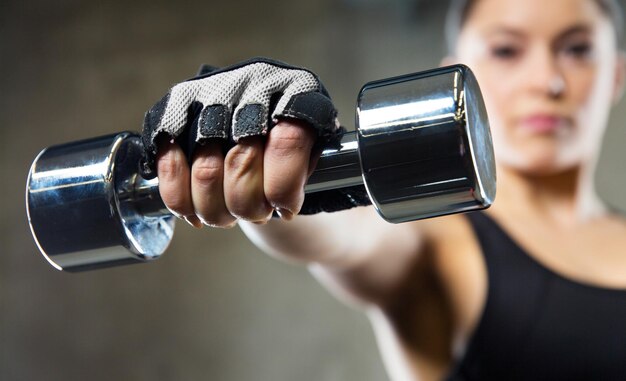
[{"left": 453, "top": 0, "right": 624, "bottom": 174}]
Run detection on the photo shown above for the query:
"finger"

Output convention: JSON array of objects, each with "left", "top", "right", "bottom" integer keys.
[
  {"left": 273, "top": 88, "right": 338, "bottom": 138},
  {"left": 263, "top": 119, "right": 317, "bottom": 219},
  {"left": 190, "top": 141, "right": 236, "bottom": 227},
  {"left": 156, "top": 137, "right": 202, "bottom": 228},
  {"left": 223, "top": 136, "right": 273, "bottom": 222}
]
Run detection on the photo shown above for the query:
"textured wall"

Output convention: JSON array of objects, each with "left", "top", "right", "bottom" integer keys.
[{"left": 1, "top": 1, "right": 625, "bottom": 380}]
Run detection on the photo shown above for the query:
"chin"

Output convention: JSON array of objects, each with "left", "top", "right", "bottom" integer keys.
[
  {"left": 496, "top": 147, "right": 583, "bottom": 176},
  {"left": 516, "top": 162, "right": 579, "bottom": 177}
]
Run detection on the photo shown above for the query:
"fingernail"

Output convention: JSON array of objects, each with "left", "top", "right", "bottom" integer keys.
[
  {"left": 184, "top": 215, "right": 203, "bottom": 229},
  {"left": 275, "top": 208, "right": 294, "bottom": 221}
]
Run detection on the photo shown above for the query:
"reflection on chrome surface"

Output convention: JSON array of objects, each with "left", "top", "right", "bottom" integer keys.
[
  {"left": 356, "top": 65, "right": 495, "bottom": 223},
  {"left": 26, "top": 133, "right": 175, "bottom": 272}
]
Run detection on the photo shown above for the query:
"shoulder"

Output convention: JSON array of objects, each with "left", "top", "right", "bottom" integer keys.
[
  {"left": 377, "top": 213, "right": 488, "bottom": 352},
  {"left": 309, "top": 208, "right": 489, "bottom": 366},
  {"left": 310, "top": 208, "right": 488, "bottom": 337},
  {"left": 420, "top": 213, "right": 488, "bottom": 348},
  {"left": 358, "top": 213, "right": 488, "bottom": 370}
]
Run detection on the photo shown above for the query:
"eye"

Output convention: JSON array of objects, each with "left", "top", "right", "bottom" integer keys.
[
  {"left": 491, "top": 45, "right": 520, "bottom": 60},
  {"left": 563, "top": 42, "right": 592, "bottom": 58}
]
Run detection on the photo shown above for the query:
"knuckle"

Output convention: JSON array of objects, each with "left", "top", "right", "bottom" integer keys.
[
  {"left": 268, "top": 126, "right": 314, "bottom": 155},
  {"left": 157, "top": 151, "right": 192, "bottom": 215},
  {"left": 192, "top": 158, "right": 223, "bottom": 186},
  {"left": 224, "top": 143, "right": 262, "bottom": 173},
  {"left": 157, "top": 153, "right": 183, "bottom": 180}
]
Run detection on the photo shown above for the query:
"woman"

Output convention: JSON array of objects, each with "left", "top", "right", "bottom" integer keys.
[{"left": 149, "top": 0, "right": 626, "bottom": 379}]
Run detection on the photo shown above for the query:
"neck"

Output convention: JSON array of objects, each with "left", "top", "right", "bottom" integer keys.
[{"left": 494, "top": 160, "right": 608, "bottom": 225}]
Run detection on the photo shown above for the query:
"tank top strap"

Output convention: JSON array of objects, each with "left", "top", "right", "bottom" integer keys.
[{"left": 447, "top": 211, "right": 554, "bottom": 380}]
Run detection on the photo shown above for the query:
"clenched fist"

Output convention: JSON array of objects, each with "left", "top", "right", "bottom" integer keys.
[{"left": 140, "top": 58, "right": 345, "bottom": 227}]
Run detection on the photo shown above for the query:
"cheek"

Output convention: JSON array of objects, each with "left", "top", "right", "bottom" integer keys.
[
  {"left": 566, "top": 63, "right": 614, "bottom": 158},
  {"left": 567, "top": 66, "right": 597, "bottom": 117}
]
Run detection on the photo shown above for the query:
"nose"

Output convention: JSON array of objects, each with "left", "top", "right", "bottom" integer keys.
[{"left": 526, "top": 46, "right": 566, "bottom": 99}]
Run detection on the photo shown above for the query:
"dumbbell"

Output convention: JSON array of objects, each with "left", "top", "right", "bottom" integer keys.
[{"left": 26, "top": 64, "right": 496, "bottom": 272}]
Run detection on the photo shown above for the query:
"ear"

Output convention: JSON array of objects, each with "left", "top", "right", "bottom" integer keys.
[
  {"left": 440, "top": 55, "right": 459, "bottom": 68},
  {"left": 612, "top": 51, "right": 626, "bottom": 105}
]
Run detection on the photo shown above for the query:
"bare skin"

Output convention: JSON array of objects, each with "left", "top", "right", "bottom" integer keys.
[{"left": 156, "top": 0, "right": 626, "bottom": 380}]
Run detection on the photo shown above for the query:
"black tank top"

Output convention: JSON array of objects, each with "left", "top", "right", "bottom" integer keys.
[{"left": 446, "top": 212, "right": 626, "bottom": 381}]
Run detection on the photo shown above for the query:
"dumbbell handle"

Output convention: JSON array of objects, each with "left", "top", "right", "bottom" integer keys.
[{"left": 129, "top": 131, "right": 362, "bottom": 218}]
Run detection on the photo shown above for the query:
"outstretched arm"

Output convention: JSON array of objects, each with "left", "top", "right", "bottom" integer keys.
[{"left": 144, "top": 58, "right": 426, "bottom": 309}]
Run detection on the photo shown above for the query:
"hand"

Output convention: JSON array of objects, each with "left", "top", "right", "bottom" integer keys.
[
  {"left": 156, "top": 119, "right": 319, "bottom": 227},
  {"left": 140, "top": 58, "right": 341, "bottom": 227}
]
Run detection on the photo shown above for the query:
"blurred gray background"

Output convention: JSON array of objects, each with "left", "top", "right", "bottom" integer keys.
[{"left": 2, "top": 0, "right": 626, "bottom": 380}]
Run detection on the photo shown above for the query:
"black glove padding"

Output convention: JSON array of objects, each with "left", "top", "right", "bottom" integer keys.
[{"left": 140, "top": 57, "right": 371, "bottom": 215}]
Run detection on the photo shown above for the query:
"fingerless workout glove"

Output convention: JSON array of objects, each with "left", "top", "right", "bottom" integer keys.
[
  {"left": 141, "top": 57, "right": 371, "bottom": 215},
  {"left": 140, "top": 58, "right": 341, "bottom": 175}
]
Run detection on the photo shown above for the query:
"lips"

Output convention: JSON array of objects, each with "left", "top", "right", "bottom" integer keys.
[{"left": 518, "top": 114, "right": 569, "bottom": 133}]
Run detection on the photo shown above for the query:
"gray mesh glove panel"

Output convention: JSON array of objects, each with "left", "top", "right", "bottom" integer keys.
[{"left": 140, "top": 58, "right": 342, "bottom": 178}]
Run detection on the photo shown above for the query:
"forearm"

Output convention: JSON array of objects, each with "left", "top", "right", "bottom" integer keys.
[
  {"left": 239, "top": 206, "right": 379, "bottom": 268},
  {"left": 241, "top": 204, "right": 428, "bottom": 309}
]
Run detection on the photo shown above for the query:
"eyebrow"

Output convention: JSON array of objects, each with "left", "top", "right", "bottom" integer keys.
[
  {"left": 484, "top": 27, "right": 524, "bottom": 38},
  {"left": 483, "top": 23, "right": 593, "bottom": 41},
  {"left": 555, "top": 24, "right": 593, "bottom": 40}
]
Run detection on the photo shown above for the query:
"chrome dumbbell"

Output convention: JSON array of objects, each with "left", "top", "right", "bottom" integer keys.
[{"left": 26, "top": 65, "right": 496, "bottom": 272}]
